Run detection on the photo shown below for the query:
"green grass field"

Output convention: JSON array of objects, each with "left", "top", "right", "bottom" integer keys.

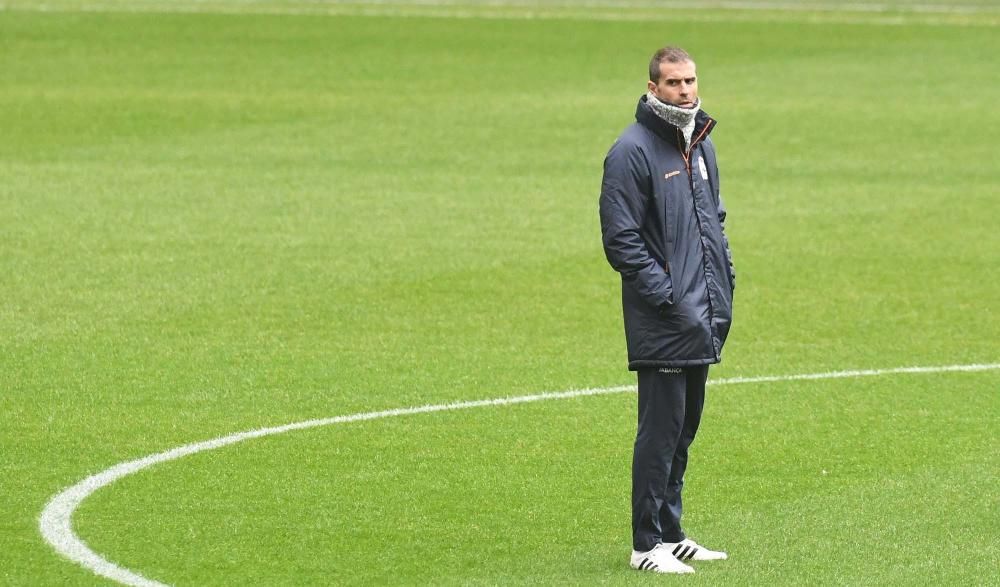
[{"left": 2, "top": 1, "right": 998, "bottom": 584}]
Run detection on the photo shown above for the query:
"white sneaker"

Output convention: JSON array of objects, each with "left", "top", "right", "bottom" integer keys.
[
  {"left": 663, "top": 538, "right": 728, "bottom": 561},
  {"left": 630, "top": 543, "right": 695, "bottom": 574}
]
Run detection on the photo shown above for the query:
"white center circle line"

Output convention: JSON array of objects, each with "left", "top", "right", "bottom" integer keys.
[{"left": 38, "top": 362, "right": 1000, "bottom": 586}]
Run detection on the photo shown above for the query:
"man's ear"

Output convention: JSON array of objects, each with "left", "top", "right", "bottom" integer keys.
[{"left": 647, "top": 80, "right": 657, "bottom": 93}]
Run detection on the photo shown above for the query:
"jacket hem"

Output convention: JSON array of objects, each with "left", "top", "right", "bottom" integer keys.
[{"left": 628, "top": 357, "right": 719, "bottom": 371}]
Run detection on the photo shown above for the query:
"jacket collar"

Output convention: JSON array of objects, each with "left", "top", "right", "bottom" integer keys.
[{"left": 635, "top": 94, "right": 716, "bottom": 152}]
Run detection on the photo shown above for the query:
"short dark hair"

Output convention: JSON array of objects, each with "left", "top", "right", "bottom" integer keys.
[{"left": 649, "top": 46, "right": 693, "bottom": 82}]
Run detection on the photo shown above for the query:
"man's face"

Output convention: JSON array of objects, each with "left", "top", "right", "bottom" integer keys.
[{"left": 648, "top": 59, "right": 698, "bottom": 108}]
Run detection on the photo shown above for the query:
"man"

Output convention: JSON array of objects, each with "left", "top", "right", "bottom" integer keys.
[{"left": 599, "top": 46, "right": 735, "bottom": 575}]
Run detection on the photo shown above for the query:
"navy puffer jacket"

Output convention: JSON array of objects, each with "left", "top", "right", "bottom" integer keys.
[{"left": 600, "top": 95, "right": 735, "bottom": 370}]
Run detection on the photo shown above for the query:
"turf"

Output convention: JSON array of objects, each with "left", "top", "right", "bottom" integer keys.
[{"left": 1, "top": 1, "right": 998, "bottom": 585}]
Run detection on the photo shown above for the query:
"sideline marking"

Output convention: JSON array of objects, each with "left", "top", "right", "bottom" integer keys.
[
  {"left": 1, "top": 1, "right": 997, "bottom": 26},
  {"left": 39, "top": 362, "right": 1000, "bottom": 587},
  {"left": 3, "top": 0, "right": 997, "bottom": 13}
]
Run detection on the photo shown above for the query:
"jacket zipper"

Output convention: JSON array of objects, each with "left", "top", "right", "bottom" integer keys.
[{"left": 679, "top": 122, "right": 720, "bottom": 360}]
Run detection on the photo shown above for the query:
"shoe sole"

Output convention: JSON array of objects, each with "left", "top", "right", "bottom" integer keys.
[{"left": 630, "top": 559, "right": 695, "bottom": 574}]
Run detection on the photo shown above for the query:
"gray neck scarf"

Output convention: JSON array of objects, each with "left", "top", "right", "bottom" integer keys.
[{"left": 645, "top": 92, "right": 701, "bottom": 151}]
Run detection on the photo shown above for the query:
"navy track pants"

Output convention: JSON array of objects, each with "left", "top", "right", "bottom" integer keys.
[{"left": 631, "top": 365, "right": 708, "bottom": 551}]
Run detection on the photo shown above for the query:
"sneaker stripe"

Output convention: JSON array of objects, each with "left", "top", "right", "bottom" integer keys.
[
  {"left": 688, "top": 546, "right": 699, "bottom": 560},
  {"left": 677, "top": 545, "right": 691, "bottom": 560},
  {"left": 639, "top": 558, "right": 651, "bottom": 570},
  {"left": 672, "top": 544, "right": 684, "bottom": 557}
]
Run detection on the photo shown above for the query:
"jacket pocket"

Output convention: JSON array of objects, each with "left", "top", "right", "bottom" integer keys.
[{"left": 660, "top": 191, "right": 677, "bottom": 265}]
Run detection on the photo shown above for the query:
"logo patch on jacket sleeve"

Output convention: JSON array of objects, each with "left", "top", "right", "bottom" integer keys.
[{"left": 698, "top": 156, "right": 709, "bottom": 180}]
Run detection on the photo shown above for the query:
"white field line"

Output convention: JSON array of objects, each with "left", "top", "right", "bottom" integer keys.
[
  {"left": 1, "top": 0, "right": 997, "bottom": 25},
  {"left": 39, "top": 362, "right": 1000, "bottom": 587},
  {"left": 4, "top": 0, "right": 998, "bottom": 14}
]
